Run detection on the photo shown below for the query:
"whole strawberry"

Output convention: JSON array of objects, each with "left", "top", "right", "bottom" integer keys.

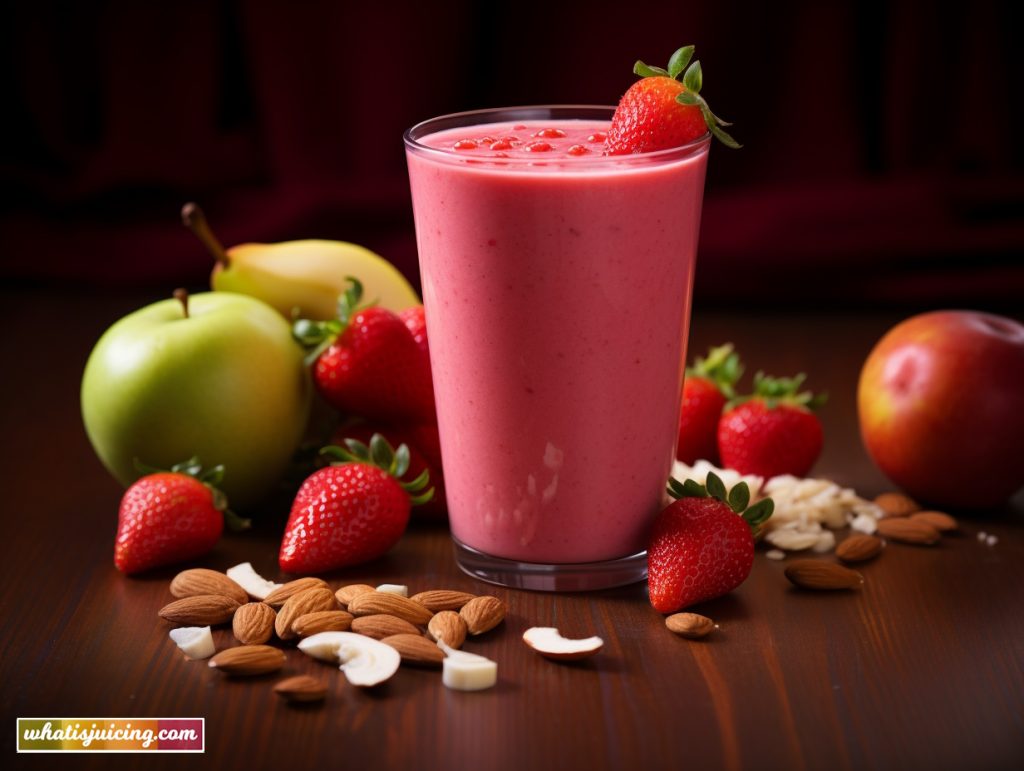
[
  {"left": 677, "top": 344, "right": 743, "bottom": 464},
  {"left": 278, "top": 434, "right": 434, "bottom": 573},
  {"left": 330, "top": 420, "right": 447, "bottom": 520},
  {"left": 648, "top": 472, "right": 773, "bottom": 613},
  {"left": 604, "top": 44, "right": 739, "bottom": 155},
  {"left": 718, "top": 372, "right": 826, "bottom": 479},
  {"left": 294, "top": 279, "right": 435, "bottom": 424},
  {"left": 115, "top": 459, "right": 247, "bottom": 574}
]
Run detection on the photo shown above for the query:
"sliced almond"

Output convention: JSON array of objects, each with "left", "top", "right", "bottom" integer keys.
[
  {"left": 208, "top": 645, "right": 285, "bottom": 676},
  {"left": 784, "top": 560, "right": 864, "bottom": 590},
  {"left": 665, "top": 613, "right": 717, "bottom": 639},
  {"left": 292, "top": 610, "right": 354, "bottom": 637},
  {"left": 522, "top": 627, "right": 603, "bottom": 660},
  {"left": 873, "top": 492, "right": 921, "bottom": 517},
  {"left": 410, "top": 590, "right": 477, "bottom": 612},
  {"left": 296, "top": 632, "right": 401, "bottom": 687},
  {"left": 232, "top": 602, "right": 276, "bottom": 645},
  {"left": 335, "top": 584, "right": 376, "bottom": 608},
  {"left": 170, "top": 568, "right": 248, "bottom": 605},
  {"left": 439, "top": 642, "right": 497, "bottom": 691},
  {"left": 273, "top": 674, "right": 328, "bottom": 703},
  {"left": 159, "top": 594, "right": 239, "bottom": 626},
  {"left": 263, "top": 577, "right": 330, "bottom": 608},
  {"left": 168, "top": 626, "right": 216, "bottom": 659},
  {"left": 460, "top": 596, "right": 506, "bottom": 635},
  {"left": 876, "top": 517, "right": 941, "bottom": 545},
  {"left": 381, "top": 633, "right": 446, "bottom": 667},
  {"left": 350, "top": 614, "right": 421, "bottom": 640},
  {"left": 835, "top": 534, "right": 884, "bottom": 563},
  {"left": 275, "top": 587, "right": 339, "bottom": 640},
  {"left": 347, "top": 591, "right": 433, "bottom": 626},
  {"left": 427, "top": 611, "right": 467, "bottom": 649},
  {"left": 910, "top": 510, "right": 958, "bottom": 532},
  {"left": 226, "top": 562, "right": 283, "bottom": 600}
]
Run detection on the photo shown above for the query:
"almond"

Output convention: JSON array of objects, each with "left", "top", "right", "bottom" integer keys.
[
  {"left": 273, "top": 674, "right": 328, "bottom": 703},
  {"left": 291, "top": 610, "right": 354, "bottom": 637},
  {"left": 427, "top": 610, "right": 467, "bottom": 649},
  {"left": 410, "top": 590, "right": 477, "bottom": 612},
  {"left": 208, "top": 645, "right": 285, "bottom": 675},
  {"left": 170, "top": 568, "right": 248, "bottom": 605},
  {"left": 275, "top": 587, "right": 339, "bottom": 640},
  {"left": 263, "top": 577, "right": 330, "bottom": 608},
  {"left": 784, "top": 560, "right": 864, "bottom": 590},
  {"left": 460, "top": 596, "right": 506, "bottom": 635},
  {"left": 873, "top": 492, "right": 920, "bottom": 517},
  {"left": 350, "top": 614, "right": 421, "bottom": 640},
  {"left": 876, "top": 517, "right": 940, "bottom": 545},
  {"left": 381, "top": 634, "right": 445, "bottom": 667},
  {"left": 232, "top": 602, "right": 276, "bottom": 645},
  {"left": 347, "top": 591, "right": 433, "bottom": 626},
  {"left": 665, "top": 613, "right": 716, "bottom": 639},
  {"left": 910, "top": 510, "right": 958, "bottom": 532},
  {"left": 835, "top": 534, "right": 884, "bottom": 563},
  {"left": 335, "top": 583, "right": 376, "bottom": 608},
  {"left": 159, "top": 594, "right": 239, "bottom": 626}
]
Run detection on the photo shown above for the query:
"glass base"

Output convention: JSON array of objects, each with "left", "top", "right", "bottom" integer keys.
[{"left": 452, "top": 537, "right": 648, "bottom": 592}]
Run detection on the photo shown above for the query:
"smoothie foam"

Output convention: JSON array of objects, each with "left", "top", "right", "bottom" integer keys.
[{"left": 407, "top": 116, "right": 709, "bottom": 564}]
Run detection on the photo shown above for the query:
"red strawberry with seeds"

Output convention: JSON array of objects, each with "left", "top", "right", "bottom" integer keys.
[
  {"left": 677, "top": 344, "right": 743, "bottom": 464},
  {"left": 604, "top": 44, "right": 739, "bottom": 155},
  {"left": 294, "top": 279, "right": 436, "bottom": 424},
  {"left": 331, "top": 421, "right": 447, "bottom": 520},
  {"left": 648, "top": 472, "right": 773, "bottom": 613},
  {"left": 718, "top": 372, "right": 826, "bottom": 479},
  {"left": 278, "top": 434, "right": 434, "bottom": 573},
  {"left": 115, "top": 459, "right": 248, "bottom": 575}
]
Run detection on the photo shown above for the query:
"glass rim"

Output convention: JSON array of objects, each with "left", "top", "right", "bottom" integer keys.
[{"left": 403, "top": 104, "right": 711, "bottom": 166}]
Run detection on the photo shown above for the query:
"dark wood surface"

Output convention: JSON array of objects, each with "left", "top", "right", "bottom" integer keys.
[{"left": 2, "top": 288, "right": 1022, "bottom": 770}]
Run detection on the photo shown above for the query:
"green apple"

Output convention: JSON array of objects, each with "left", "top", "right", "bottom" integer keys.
[{"left": 81, "top": 290, "right": 311, "bottom": 509}]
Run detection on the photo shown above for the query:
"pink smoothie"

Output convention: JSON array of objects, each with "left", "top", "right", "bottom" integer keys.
[{"left": 406, "top": 115, "right": 709, "bottom": 564}]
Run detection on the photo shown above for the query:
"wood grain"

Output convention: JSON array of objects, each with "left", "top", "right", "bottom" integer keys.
[{"left": 1, "top": 288, "right": 1021, "bottom": 770}]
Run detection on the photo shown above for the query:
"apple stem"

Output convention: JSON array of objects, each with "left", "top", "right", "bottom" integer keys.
[
  {"left": 181, "top": 202, "right": 230, "bottom": 268},
  {"left": 173, "top": 288, "right": 190, "bottom": 318}
]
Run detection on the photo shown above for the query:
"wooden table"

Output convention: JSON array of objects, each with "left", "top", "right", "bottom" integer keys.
[{"left": 2, "top": 287, "right": 1022, "bottom": 769}]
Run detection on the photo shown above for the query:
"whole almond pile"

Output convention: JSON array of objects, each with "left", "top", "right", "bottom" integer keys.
[{"left": 159, "top": 567, "right": 512, "bottom": 703}]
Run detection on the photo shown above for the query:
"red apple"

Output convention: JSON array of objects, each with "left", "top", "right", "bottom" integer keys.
[{"left": 857, "top": 310, "right": 1024, "bottom": 508}]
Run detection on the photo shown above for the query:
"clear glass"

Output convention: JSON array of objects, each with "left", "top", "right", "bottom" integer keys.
[{"left": 405, "top": 106, "right": 710, "bottom": 591}]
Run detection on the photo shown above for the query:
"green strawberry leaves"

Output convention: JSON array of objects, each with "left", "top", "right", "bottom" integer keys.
[
  {"left": 687, "top": 343, "right": 744, "bottom": 399},
  {"left": 667, "top": 46, "right": 694, "bottom": 79},
  {"left": 667, "top": 471, "right": 774, "bottom": 533},
  {"left": 634, "top": 44, "right": 741, "bottom": 149},
  {"left": 322, "top": 433, "right": 435, "bottom": 506},
  {"left": 293, "top": 276, "right": 377, "bottom": 367},
  {"left": 728, "top": 371, "right": 828, "bottom": 411}
]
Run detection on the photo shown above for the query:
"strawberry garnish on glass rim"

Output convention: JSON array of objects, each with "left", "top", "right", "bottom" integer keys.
[{"left": 604, "top": 44, "right": 740, "bottom": 155}]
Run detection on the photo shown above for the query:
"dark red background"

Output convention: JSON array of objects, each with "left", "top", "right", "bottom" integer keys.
[{"left": 2, "top": 0, "right": 1021, "bottom": 307}]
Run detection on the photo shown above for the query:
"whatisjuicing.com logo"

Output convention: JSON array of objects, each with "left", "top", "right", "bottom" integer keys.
[{"left": 16, "top": 718, "right": 204, "bottom": 752}]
